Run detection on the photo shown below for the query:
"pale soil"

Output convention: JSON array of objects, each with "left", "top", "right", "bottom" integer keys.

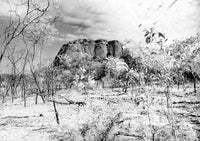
[{"left": 0, "top": 87, "right": 199, "bottom": 141}]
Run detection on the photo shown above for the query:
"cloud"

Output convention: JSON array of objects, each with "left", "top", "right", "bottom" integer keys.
[
  {"left": 58, "top": 0, "right": 105, "bottom": 32},
  {"left": 52, "top": 0, "right": 110, "bottom": 40},
  {"left": 0, "top": 0, "right": 199, "bottom": 43},
  {"left": 53, "top": 0, "right": 200, "bottom": 43}
]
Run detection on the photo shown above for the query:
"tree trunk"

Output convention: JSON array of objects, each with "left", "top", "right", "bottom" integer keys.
[
  {"left": 2, "top": 86, "right": 10, "bottom": 103},
  {"left": 177, "top": 80, "right": 180, "bottom": 90},
  {"left": 47, "top": 81, "right": 50, "bottom": 96},
  {"left": 31, "top": 70, "right": 45, "bottom": 104},
  {"left": 22, "top": 79, "right": 26, "bottom": 107},
  {"left": 11, "top": 87, "right": 14, "bottom": 103},
  {"left": 0, "top": 53, "right": 4, "bottom": 65},
  {"left": 193, "top": 78, "right": 197, "bottom": 93},
  {"left": 52, "top": 84, "right": 59, "bottom": 124},
  {"left": 53, "top": 100, "right": 60, "bottom": 124},
  {"left": 35, "top": 91, "right": 38, "bottom": 105}
]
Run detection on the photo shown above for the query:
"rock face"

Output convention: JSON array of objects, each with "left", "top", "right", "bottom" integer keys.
[
  {"left": 53, "top": 39, "right": 123, "bottom": 66},
  {"left": 94, "top": 39, "right": 108, "bottom": 58},
  {"left": 108, "top": 40, "right": 122, "bottom": 57}
]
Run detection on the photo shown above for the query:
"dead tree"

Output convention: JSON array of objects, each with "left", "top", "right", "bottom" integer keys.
[
  {"left": 44, "top": 65, "right": 60, "bottom": 124},
  {"left": 19, "top": 50, "right": 29, "bottom": 107},
  {"left": 0, "top": 0, "right": 50, "bottom": 65},
  {"left": 5, "top": 45, "right": 24, "bottom": 103}
]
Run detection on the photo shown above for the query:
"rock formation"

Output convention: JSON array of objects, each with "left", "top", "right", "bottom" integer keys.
[{"left": 53, "top": 39, "right": 123, "bottom": 67}]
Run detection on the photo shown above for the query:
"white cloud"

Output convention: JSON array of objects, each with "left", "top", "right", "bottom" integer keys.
[
  {"left": 57, "top": 0, "right": 200, "bottom": 43},
  {"left": 0, "top": 0, "right": 199, "bottom": 43}
]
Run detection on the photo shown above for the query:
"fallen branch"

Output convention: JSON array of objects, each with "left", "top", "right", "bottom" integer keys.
[
  {"left": 47, "top": 99, "right": 86, "bottom": 106},
  {"left": 2, "top": 116, "right": 29, "bottom": 119},
  {"left": 173, "top": 101, "right": 200, "bottom": 105},
  {"left": 172, "top": 93, "right": 183, "bottom": 97},
  {"left": 115, "top": 117, "right": 131, "bottom": 125},
  {"left": 58, "top": 95, "right": 75, "bottom": 104},
  {"left": 114, "top": 131, "right": 144, "bottom": 139},
  {"left": 59, "top": 95, "right": 86, "bottom": 106},
  {"left": 32, "top": 127, "right": 48, "bottom": 131},
  {"left": 47, "top": 99, "right": 71, "bottom": 105}
]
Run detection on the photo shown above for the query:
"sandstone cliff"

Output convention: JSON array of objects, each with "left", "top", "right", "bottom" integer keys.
[{"left": 53, "top": 39, "right": 123, "bottom": 67}]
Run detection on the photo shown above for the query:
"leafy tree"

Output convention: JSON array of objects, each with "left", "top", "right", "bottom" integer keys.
[{"left": 169, "top": 34, "right": 200, "bottom": 92}]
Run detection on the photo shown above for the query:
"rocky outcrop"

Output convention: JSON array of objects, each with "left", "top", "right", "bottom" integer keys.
[
  {"left": 53, "top": 39, "right": 123, "bottom": 67},
  {"left": 94, "top": 39, "right": 108, "bottom": 58},
  {"left": 108, "top": 40, "right": 122, "bottom": 57}
]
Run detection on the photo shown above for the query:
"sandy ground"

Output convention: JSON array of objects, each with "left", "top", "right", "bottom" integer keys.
[{"left": 0, "top": 87, "right": 199, "bottom": 141}]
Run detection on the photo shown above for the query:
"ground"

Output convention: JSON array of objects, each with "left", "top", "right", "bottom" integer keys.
[{"left": 0, "top": 86, "right": 200, "bottom": 141}]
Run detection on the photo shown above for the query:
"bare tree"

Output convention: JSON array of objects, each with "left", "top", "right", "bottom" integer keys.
[
  {"left": 24, "top": 24, "right": 54, "bottom": 104},
  {"left": 19, "top": 49, "right": 29, "bottom": 107},
  {"left": 43, "top": 65, "right": 60, "bottom": 124},
  {"left": 14, "top": 0, "right": 59, "bottom": 105},
  {"left": 5, "top": 45, "right": 24, "bottom": 103},
  {"left": 27, "top": 47, "right": 45, "bottom": 104},
  {"left": 0, "top": 0, "right": 60, "bottom": 105},
  {"left": 0, "top": 0, "right": 50, "bottom": 65}
]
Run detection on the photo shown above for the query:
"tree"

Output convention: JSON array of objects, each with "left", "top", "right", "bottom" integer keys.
[
  {"left": 20, "top": 11, "right": 58, "bottom": 104},
  {"left": 0, "top": 0, "right": 59, "bottom": 105},
  {"left": 0, "top": 0, "right": 51, "bottom": 65},
  {"left": 43, "top": 64, "right": 60, "bottom": 124},
  {"left": 19, "top": 49, "right": 29, "bottom": 107},
  {"left": 5, "top": 45, "right": 25, "bottom": 102},
  {"left": 57, "top": 48, "right": 94, "bottom": 91},
  {"left": 169, "top": 34, "right": 200, "bottom": 93}
]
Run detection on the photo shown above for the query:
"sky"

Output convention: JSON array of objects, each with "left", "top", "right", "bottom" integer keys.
[
  {"left": 0, "top": 0, "right": 200, "bottom": 72},
  {"left": 54, "top": 0, "right": 200, "bottom": 40},
  {"left": 45, "top": 0, "right": 200, "bottom": 58}
]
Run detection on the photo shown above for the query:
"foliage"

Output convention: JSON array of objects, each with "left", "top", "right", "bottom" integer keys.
[{"left": 168, "top": 34, "right": 200, "bottom": 92}]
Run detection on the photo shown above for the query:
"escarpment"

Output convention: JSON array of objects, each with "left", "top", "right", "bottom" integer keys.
[{"left": 53, "top": 39, "right": 123, "bottom": 67}]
